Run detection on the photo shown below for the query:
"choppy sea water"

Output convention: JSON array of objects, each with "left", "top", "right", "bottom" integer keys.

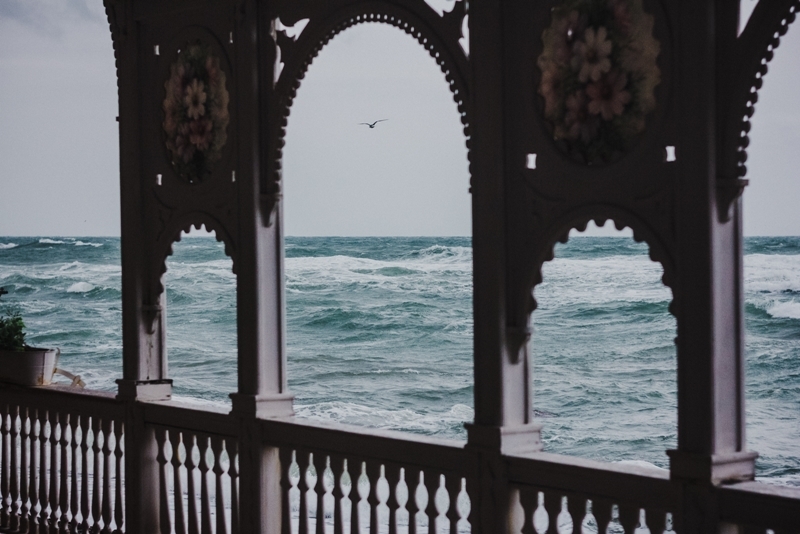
[{"left": 0, "top": 236, "right": 797, "bottom": 485}]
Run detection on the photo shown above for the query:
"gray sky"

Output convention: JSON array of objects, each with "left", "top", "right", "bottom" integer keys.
[{"left": 0, "top": 0, "right": 797, "bottom": 237}]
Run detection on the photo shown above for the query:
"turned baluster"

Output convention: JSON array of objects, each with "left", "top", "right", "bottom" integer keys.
[
  {"left": 384, "top": 464, "right": 401, "bottom": 534},
  {"left": 39, "top": 409, "right": 50, "bottom": 531},
  {"left": 296, "top": 450, "right": 311, "bottom": 534},
  {"left": 58, "top": 412, "right": 70, "bottom": 534},
  {"left": 1, "top": 404, "right": 10, "bottom": 530},
  {"left": 444, "top": 475, "right": 462, "bottom": 534},
  {"left": 169, "top": 430, "right": 186, "bottom": 534},
  {"left": 311, "top": 453, "right": 326, "bottom": 534},
  {"left": 8, "top": 406, "right": 21, "bottom": 532},
  {"left": 113, "top": 421, "right": 124, "bottom": 534},
  {"left": 70, "top": 415, "right": 80, "bottom": 533},
  {"left": 422, "top": 471, "right": 440, "bottom": 534},
  {"left": 544, "top": 492, "right": 563, "bottom": 534},
  {"left": 228, "top": 442, "right": 239, "bottom": 534},
  {"left": 19, "top": 408, "right": 30, "bottom": 533},
  {"left": 80, "top": 417, "right": 91, "bottom": 533},
  {"left": 592, "top": 499, "right": 613, "bottom": 534},
  {"left": 27, "top": 410, "right": 42, "bottom": 532},
  {"left": 198, "top": 436, "right": 213, "bottom": 534},
  {"left": 518, "top": 487, "right": 538, "bottom": 534},
  {"left": 210, "top": 437, "right": 228, "bottom": 534},
  {"left": 330, "top": 455, "right": 345, "bottom": 534},
  {"left": 47, "top": 410, "right": 60, "bottom": 533},
  {"left": 618, "top": 505, "right": 640, "bottom": 534},
  {"left": 278, "top": 448, "right": 293, "bottom": 534},
  {"left": 405, "top": 468, "right": 422, "bottom": 534},
  {"left": 348, "top": 459, "right": 362, "bottom": 534},
  {"left": 365, "top": 462, "right": 381, "bottom": 534},
  {"left": 155, "top": 428, "right": 172, "bottom": 534},
  {"left": 100, "top": 419, "right": 113, "bottom": 533},
  {"left": 464, "top": 477, "right": 477, "bottom": 532},
  {"left": 566, "top": 494, "right": 586, "bottom": 534},
  {"left": 90, "top": 417, "right": 104, "bottom": 533},
  {"left": 185, "top": 433, "right": 200, "bottom": 534}
]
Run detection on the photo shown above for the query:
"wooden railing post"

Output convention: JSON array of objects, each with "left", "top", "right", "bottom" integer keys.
[
  {"left": 116, "top": 395, "right": 160, "bottom": 534},
  {"left": 467, "top": 0, "right": 543, "bottom": 531}
]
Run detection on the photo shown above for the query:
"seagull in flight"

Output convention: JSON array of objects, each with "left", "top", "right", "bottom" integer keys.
[{"left": 359, "top": 119, "right": 388, "bottom": 128}]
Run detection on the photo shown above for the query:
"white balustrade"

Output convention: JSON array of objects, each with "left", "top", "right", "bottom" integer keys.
[
  {"left": 152, "top": 426, "right": 238, "bottom": 534},
  {"left": 0, "top": 392, "right": 124, "bottom": 534},
  {"left": 2, "top": 388, "right": 800, "bottom": 534},
  {"left": 264, "top": 421, "right": 472, "bottom": 534}
]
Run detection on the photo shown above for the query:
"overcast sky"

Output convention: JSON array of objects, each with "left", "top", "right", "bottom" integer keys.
[{"left": 0, "top": 0, "right": 797, "bottom": 237}]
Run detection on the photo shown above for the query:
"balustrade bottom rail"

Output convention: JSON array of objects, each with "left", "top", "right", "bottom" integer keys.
[{"left": 2, "top": 385, "right": 799, "bottom": 534}]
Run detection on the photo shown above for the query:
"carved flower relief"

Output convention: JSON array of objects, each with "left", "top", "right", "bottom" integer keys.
[
  {"left": 538, "top": 0, "right": 661, "bottom": 164},
  {"left": 163, "top": 42, "right": 230, "bottom": 184}
]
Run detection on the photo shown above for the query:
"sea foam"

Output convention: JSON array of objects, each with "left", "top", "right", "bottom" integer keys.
[{"left": 67, "top": 282, "right": 95, "bottom": 293}]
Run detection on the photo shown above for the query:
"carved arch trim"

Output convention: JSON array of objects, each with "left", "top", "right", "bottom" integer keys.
[
  {"left": 718, "top": 0, "right": 799, "bottom": 221},
  {"left": 153, "top": 212, "right": 238, "bottom": 297},
  {"left": 262, "top": 0, "right": 471, "bottom": 223},
  {"left": 526, "top": 206, "right": 676, "bottom": 317}
]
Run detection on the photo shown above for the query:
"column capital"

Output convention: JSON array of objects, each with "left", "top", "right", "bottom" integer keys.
[
  {"left": 116, "top": 379, "right": 173, "bottom": 401},
  {"left": 466, "top": 423, "right": 543, "bottom": 455},
  {"left": 667, "top": 449, "right": 758, "bottom": 485},
  {"left": 230, "top": 393, "right": 295, "bottom": 418}
]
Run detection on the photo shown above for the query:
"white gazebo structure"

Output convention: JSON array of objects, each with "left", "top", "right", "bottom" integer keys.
[{"left": 2, "top": 0, "right": 799, "bottom": 532}]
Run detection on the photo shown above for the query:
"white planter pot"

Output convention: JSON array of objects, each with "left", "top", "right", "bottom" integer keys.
[{"left": 0, "top": 347, "right": 60, "bottom": 386}]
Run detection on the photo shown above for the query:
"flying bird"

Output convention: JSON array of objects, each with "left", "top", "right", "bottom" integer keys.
[{"left": 359, "top": 119, "right": 388, "bottom": 128}]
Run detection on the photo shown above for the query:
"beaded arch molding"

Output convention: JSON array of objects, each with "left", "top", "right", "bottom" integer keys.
[
  {"left": 264, "top": 0, "right": 472, "bottom": 222},
  {"left": 719, "top": 0, "right": 800, "bottom": 221},
  {"left": 526, "top": 207, "right": 676, "bottom": 317}
]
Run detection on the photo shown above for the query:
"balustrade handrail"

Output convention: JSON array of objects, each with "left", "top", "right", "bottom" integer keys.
[
  {"left": 717, "top": 480, "right": 800, "bottom": 530},
  {"left": 141, "top": 399, "right": 237, "bottom": 438},
  {"left": 258, "top": 416, "right": 474, "bottom": 475},
  {"left": 506, "top": 451, "right": 677, "bottom": 510},
  {"left": 0, "top": 383, "right": 122, "bottom": 420}
]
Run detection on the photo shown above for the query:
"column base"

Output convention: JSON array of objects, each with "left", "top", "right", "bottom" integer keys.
[
  {"left": 116, "top": 379, "right": 173, "bottom": 401},
  {"left": 667, "top": 449, "right": 758, "bottom": 484},
  {"left": 466, "top": 423, "right": 544, "bottom": 455},
  {"left": 230, "top": 392, "right": 295, "bottom": 418}
]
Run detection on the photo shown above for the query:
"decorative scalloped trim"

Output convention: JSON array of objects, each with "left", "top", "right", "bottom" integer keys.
[
  {"left": 269, "top": 5, "right": 472, "bottom": 212},
  {"left": 155, "top": 216, "right": 237, "bottom": 296},
  {"left": 529, "top": 212, "right": 676, "bottom": 319},
  {"left": 103, "top": 0, "right": 123, "bottom": 103},
  {"left": 736, "top": 2, "right": 798, "bottom": 181}
]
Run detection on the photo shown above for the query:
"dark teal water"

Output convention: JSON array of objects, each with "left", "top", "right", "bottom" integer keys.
[{"left": 0, "top": 236, "right": 797, "bottom": 484}]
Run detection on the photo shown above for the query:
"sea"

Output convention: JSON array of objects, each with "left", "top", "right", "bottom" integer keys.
[{"left": 0, "top": 235, "right": 797, "bottom": 487}]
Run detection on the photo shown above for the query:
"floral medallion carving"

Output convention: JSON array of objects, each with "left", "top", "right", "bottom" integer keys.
[
  {"left": 163, "top": 42, "right": 230, "bottom": 184},
  {"left": 538, "top": 0, "right": 661, "bottom": 164}
]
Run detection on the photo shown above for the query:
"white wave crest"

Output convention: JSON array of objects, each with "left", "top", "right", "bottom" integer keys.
[
  {"left": 39, "top": 238, "right": 66, "bottom": 245},
  {"left": 293, "top": 402, "right": 473, "bottom": 435},
  {"left": 67, "top": 282, "right": 95, "bottom": 293},
  {"left": 0, "top": 243, "right": 17, "bottom": 250},
  {"left": 415, "top": 245, "right": 472, "bottom": 263},
  {"left": 285, "top": 254, "right": 472, "bottom": 298},
  {"left": 537, "top": 255, "right": 671, "bottom": 308},
  {"left": 74, "top": 241, "right": 103, "bottom": 247},
  {"left": 59, "top": 261, "right": 82, "bottom": 271},
  {"left": 169, "top": 395, "right": 230, "bottom": 413},
  {"left": 766, "top": 301, "right": 800, "bottom": 320},
  {"left": 615, "top": 459, "right": 669, "bottom": 473}
]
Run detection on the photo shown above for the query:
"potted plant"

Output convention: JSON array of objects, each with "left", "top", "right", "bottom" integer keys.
[{"left": 0, "top": 289, "right": 60, "bottom": 386}]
